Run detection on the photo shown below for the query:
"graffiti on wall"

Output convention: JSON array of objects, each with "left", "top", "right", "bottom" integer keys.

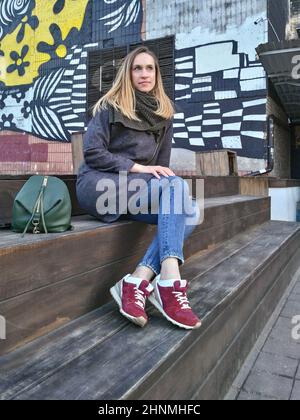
[
  {"left": 0, "top": 0, "right": 268, "bottom": 161},
  {"left": 173, "top": 40, "right": 267, "bottom": 158},
  {"left": 135, "top": 0, "right": 268, "bottom": 162},
  {"left": 0, "top": 0, "right": 142, "bottom": 141}
]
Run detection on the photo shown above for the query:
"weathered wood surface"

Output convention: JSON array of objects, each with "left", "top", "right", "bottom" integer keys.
[
  {"left": 239, "top": 177, "right": 269, "bottom": 197},
  {"left": 0, "top": 221, "right": 299, "bottom": 400},
  {"left": 1, "top": 175, "right": 268, "bottom": 227},
  {"left": 268, "top": 178, "right": 300, "bottom": 188},
  {"left": 0, "top": 195, "right": 270, "bottom": 355},
  {"left": 195, "top": 150, "right": 238, "bottom": 177},
  {"left": 71, "top": 132, "right": 84, "bottom": 175}
]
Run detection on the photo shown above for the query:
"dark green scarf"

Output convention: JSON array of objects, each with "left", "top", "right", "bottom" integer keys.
[{"left": 109, "top": 90, "right": 169, "bottom": 136}]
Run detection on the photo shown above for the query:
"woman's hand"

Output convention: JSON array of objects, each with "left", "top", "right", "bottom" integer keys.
[{"left": 130, "top": 163, "right": 175, "bottom": 179}]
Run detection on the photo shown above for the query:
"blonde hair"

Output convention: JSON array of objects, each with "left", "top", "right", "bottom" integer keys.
[{"left": 92, "top": 46, "right": 174, "bottom": 120}]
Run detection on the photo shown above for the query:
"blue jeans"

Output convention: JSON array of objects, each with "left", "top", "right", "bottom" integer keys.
[{"left": 120, "top": 176, "right": 200, "bottom": 275}]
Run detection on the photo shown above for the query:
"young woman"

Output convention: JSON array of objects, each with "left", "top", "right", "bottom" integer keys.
[{"left": 76, "top": 46, "right": 201, "bottom": 330}]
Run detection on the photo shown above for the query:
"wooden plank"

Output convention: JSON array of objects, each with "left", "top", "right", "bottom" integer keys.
[
  {"left": 71, "top": 132, "right": 84, "bottom": 175},
  {"left": 120, "top": 226, "right": 300, "bottom": 400},
  {"left": 0, "top": 216, "right": 113, "bottom": 247},
  {"left": 0, "top": 197, "right": 269, "bottom": 302},
  {"left": 2, "top": 196, "right": 262, "bottom": 245},
  {"left": 268, "top": 178, "right": 300, "bottom": 188},
  {"left": 186, "top": 207, "right": 271, "bottom": 260},
  {"left": 0, "top": 251, "right": 145, "bottom": 355},
  {"left": 1, "top": 175, "right": 244, "bottom": 228},
  {"left": 0, "top": 225, "right": 267, "bottom": 398},
  {"left": 183, "top": 223, "right": 270, "bottom": 279},
  {"left": 8, "top": 222, "right": 300, "bottom": 400},
  {"left": 0, "top": 306, "right": 128, "bottom": 400},
  {"left": 0, "top": 175, "right": 76, "bottom": 180},
  {"left": 239, "top": 177, "right": 269, "bottom": 197},
  {"left": 147, "top": 235, "right": 300, "bottom": 400},
  {"left": 181, "top": 175, "right": 240, "bottom": 198},
  {"left": 0, "top": 220, "right": 157, "bottom": 302},
  {"left": 193, "top": 245, "right": 300, "bottom": 399},
  {"left": 0, "top": 197, "right": 270, "bottom": 355},
  {"left": 195, "top": 150, "right": 238, "bottom": 176},
  {"left": 0, "top": 181, "right": 22, "bottom": 227}
]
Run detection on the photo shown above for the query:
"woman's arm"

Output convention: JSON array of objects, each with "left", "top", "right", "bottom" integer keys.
[
  {"left": 130, "top": 120, "right": 175, "bottom": 179},
  {"left": 83, "top": 110, "right": 135, "bottom": 172}
]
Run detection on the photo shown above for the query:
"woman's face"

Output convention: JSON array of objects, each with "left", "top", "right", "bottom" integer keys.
[{"left": 131, "top": 53, "right": 156, "bottom": 93}]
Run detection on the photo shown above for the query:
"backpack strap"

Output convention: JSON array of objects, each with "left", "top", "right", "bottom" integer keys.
[{"left": 21, "top": 176, "right": 49, "bottom": 237}]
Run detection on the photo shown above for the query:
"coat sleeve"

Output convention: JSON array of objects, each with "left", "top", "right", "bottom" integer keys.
[
  {"left": 83, "top": 109, "right": 135, "bottom": 172},
  {"left": 155, "top": 119, "right": 173, "bottom": 167}
]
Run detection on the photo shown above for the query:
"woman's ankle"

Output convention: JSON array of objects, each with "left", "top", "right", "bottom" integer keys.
[
  {"left": 160, "top": 257, "right": 181, "bottom": 281},
  {"left": 131, "top": 266, "right": 155, "bottom": 282}
]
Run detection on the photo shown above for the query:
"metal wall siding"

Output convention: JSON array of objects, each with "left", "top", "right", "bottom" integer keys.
[
  {"left": 145, "top": 0, "right": 267, "bottom": 37},
  {"left": 268, "top": 0, "right": 290, "bottom": 42}
]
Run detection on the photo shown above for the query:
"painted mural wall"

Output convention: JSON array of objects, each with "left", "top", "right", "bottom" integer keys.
[
  {"left": 145, "top": 0, "right": 269, "bottom": 162},
  {"left": 0, "top": 0, "right": 142, "bottom": 142},
  {"left": 0, "top": 0, "right": 269, "bottom": 169}
]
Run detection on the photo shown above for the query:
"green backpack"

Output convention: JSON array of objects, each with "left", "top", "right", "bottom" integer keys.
[{"left": 12, "top": 175, "right": 72, "bottom": 237}]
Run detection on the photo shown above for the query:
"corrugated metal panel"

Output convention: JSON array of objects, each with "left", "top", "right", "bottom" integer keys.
[
  {"left": 268, "top": 0, "right": 289, "bottom": 42},
  {"left": 87, "top": 45, "right": 128, "bottom": 118},
  {"left": 290, "top": 0, "right": 300, "bottom": 39},
  {"left": 145, "top": 0, "right": 267, "bottom": 39},
  {"left": 257, "top": 39, "right": 300, "bottom": 123}
]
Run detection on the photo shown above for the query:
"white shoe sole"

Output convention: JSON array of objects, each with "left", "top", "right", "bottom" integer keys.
[
  {"left": 148, "top": 294, "right": 201, "bottom": 330},
  {"left": 110, "top": 282, "right": 147, "bottom": 328}
]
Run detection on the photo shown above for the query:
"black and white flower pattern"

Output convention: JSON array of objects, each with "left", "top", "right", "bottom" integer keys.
[
  {"left": 0, "top": 113, "right": 16, "bottom": 130},
  {"left": 11, "top": 90, "right": 26, "bottom": 103},
  {"left": 100, "top": 0, "right": 141, "bottom": 33},
  {"left": 21, "top": 99, "right": 33, "bottom": 118},
  {"left": 0, "top": 91, "right": 8, "bottom": 109},
  {"left": 0, "top": 0, "right": 32, "bottom": 40},
  {"left": 7, "top": 45, "right": 30, "bottom": 77}
]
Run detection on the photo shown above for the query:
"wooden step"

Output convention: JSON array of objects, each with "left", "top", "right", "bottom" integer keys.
[
  {"left": 0, "top": 195, "right": 270, "bottom": 355},
  {"left": 0, "top": 175, "right": 268, "bottom": 227},
  {"left": 0, "top": 220, "right": 299, "bottom": 400}
]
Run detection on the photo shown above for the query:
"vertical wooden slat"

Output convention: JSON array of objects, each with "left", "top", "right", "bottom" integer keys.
[
  {"left": 71, "top": 132, "right": 85, "bottom": 175},
  {"left": 195, "top": 150, "right": 238, "bottom": 176}
]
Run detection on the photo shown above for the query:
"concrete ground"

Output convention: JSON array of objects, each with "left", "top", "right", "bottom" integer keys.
[{"left": 226, "top": 267, "right": 300, "bottom": 400}]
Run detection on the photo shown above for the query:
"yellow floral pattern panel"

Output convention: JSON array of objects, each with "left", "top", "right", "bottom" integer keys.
[
  {"left": 0, "top": 0, "right": 89, "bottom": 86},
  {"left": 0, "top": 0, "right": 143, "bottom": 142}
]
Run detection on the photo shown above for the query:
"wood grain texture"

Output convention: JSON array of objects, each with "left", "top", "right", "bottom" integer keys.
[
  {"left": 1, "top": 221, "right": 299, "bottom": 400},
  {"left": 0, "top": 195, "right": 269, "bottom": 356},
  {"left": 195, "top": 150, "right": 238, "bottom": 176}
]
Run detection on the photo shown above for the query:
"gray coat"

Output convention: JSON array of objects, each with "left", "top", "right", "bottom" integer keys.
[{"left": 76, "top": 108, "right": 173, "bottom": 223}]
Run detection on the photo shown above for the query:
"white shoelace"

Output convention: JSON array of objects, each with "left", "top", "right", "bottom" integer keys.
[
  {"left": 134, "top": 288, "right": 146, "bottom": 309},
  {"left": 173, "top": 291, "right": 191, "bottom": 310}
]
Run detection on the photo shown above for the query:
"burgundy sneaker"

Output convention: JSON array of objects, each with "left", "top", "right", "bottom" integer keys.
[
  {"left": 149, "top": 275, "right": 201, "bottom": 329},
  {"left": 110, "top": 274, "right": 154, "bottom": 327}
]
